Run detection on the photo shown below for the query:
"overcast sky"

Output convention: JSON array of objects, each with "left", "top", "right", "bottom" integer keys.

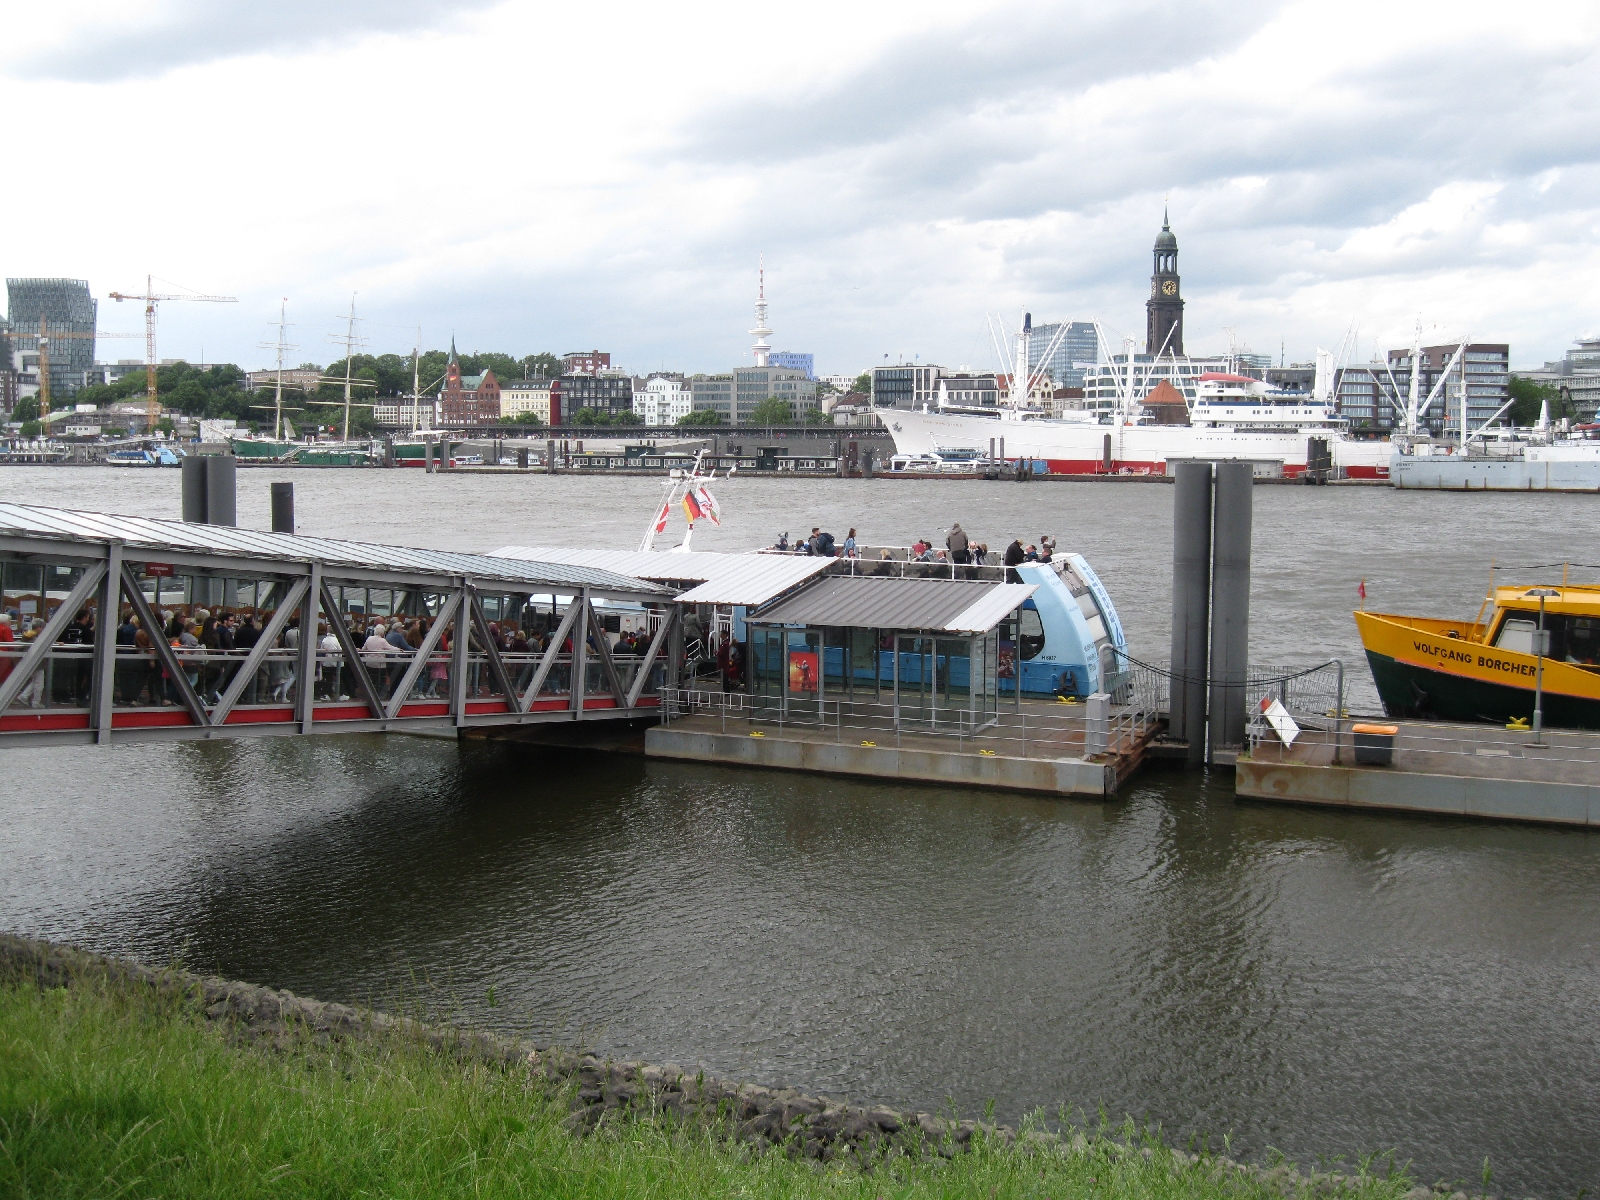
[{"left": 5, "top": 0, "right": 1598, "bottom": 375}]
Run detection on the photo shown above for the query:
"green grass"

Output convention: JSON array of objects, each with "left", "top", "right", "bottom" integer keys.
[{"left": 0, "top": 975, "right": 1416, "bottom": 1200}]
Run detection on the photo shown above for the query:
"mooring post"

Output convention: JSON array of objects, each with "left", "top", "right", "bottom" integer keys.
[
  {"left": 271, "top": 482, "right": 294, "bottom": 534},
  {"left": 204, "top": 455, "right": 237, "bottom": 527},
  {"left": 1169, "top": 460, "right": 1212, "bottom": 765},
  {"left": 1207, "top": 461, "right": 1254, "bottom": 759},
  {"left": 181, "top": 455, "right": 207, "bottom": 523}
]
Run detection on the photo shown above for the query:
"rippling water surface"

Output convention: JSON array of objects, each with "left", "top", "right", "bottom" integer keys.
[{"left": 3, "top": 467, "right": 1598, "bottom": 1195}]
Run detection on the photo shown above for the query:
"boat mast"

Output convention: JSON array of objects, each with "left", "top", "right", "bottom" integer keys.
[
  {"left": 411, "top": 326, "right": 421, "bottom": 435},
  {"left": 274, "top": 304, "right": 287, "bottom": 441}
]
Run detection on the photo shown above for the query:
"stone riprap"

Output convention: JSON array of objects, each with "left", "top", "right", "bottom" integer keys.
[{"left": 0, "top": 933, "right": 1468, "bottom": 1196}]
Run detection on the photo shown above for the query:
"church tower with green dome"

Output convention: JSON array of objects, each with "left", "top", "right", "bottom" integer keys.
[{"left": 1146, "top": 209, "right": 1184, "bottom": 356}]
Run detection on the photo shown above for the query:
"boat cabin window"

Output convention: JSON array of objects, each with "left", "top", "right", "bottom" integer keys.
[
  {"left": 1494, "top": 619, "right": 1536, "bottom": 655},
  {"left": 1493, "top": 614, "right": 1600, "bottom": 665},
  {"left": 1018, "top": 607, "right": 1045, "bottom": 661}
]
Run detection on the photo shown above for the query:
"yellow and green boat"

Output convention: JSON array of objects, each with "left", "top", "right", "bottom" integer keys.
[{"left": 1355, "top": 584, "right": 1600, "bottom": 729}]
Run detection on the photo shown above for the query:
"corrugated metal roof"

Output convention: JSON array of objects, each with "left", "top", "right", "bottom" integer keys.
[
  {"left": 750, "top": 576, "right": 1036, "bottom": 633},
  {"left": 493, "top": 545, "right": 831, "bottom": 608},
  {"left": 0, "top": 503, "right": 667, "bottom": 595}
]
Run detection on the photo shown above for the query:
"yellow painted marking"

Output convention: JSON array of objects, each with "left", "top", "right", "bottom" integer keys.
[
  {"left": 749, "top": 731, "right": 765, "bottom": 738},
  {"left": 979, "top": 749, "right": 997, "bottom": 756},
  {"left": 859, "top": 740, "right": 877, "bottom": 748}
]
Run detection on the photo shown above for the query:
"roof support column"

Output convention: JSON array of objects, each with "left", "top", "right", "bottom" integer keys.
[
  {"left": 91, "top": 542, "right": 123, "bottom": 743},
  {"left": 297, "top": 561, "right": 321, "bottom": 733},
  {"left": 451, "top": 582, "right": 470, "bottom": 727},
  {"left": 570, "top": 589, "right": 589, "bottom": 717}
]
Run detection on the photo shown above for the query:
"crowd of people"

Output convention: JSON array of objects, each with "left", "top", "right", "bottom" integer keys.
[
  {"left": 0, "top": 600, "right": 655, "bottom": 711},
  {"left": 766, "top": 525, "right": 1059, "bottom": 580}
]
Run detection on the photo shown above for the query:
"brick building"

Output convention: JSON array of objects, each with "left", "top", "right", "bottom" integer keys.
[{"left": 439, "top": 345, "right": 501, "bottom": 426}]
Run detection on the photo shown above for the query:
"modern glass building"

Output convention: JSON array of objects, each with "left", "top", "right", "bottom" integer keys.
[
  {"left": 1027, "top": 321, "right": 1099, "bottom": 387},
  {"left": 6, "top": 279, "right": 97, "bottom": 400},
  {"left": 767, "top": 351, "right": 814, "bottom": 380}
]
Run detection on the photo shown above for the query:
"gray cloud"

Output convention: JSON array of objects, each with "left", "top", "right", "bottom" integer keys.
[{"left": 13, "top": 0, "right": 501, "bottom": 82}]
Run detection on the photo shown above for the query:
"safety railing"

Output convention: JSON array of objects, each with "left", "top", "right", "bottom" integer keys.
[
  {"left": 0, "top": 643, "right": 665, "bottom": 716},
  {"left": 659, "top": 685, "right": 1162, "bottom": 761}
]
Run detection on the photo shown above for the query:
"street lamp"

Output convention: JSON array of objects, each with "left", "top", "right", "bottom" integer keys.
[{"left": 1525, "top": 588, "right": 1560, "bottom": 745}]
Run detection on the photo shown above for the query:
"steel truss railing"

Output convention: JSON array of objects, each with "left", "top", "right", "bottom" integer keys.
[{"left": 0, "top": 564, "right": 677, "bottom": 745}]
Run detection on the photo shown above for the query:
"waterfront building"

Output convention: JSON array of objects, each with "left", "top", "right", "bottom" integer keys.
[
  {"left": 556, "top": 373, "right": 633, "bottom": 423},
  {"left": 1384, "top": 342, "right": 1509, "bottom": 434},
  {"left": 820, "top": 373, "right": 864, "bottom": 393},
  {"left": 439, "top": 345, "right": 501, "bottom": 426},
  {"left": 6, "top": 278, "right": 98, "bottom": 400},
  {"left": 245, "top": 366, "right": 324, "bottom": 393},
  {"left": 939, "top": 372, "right": 1002, "bottom": 407},
  {"left": 563, "top": 350, "right": 610, "bottom": 376},
  {"left": 1518, "top": 336, "right": 1600, "bottom": 421},
  {"left": 871, "top": 364, "right": 945, "bottom": 410},
  {"left": 687, "top": 367, "right": 817, "bottom": 423},
  {"left": 501, "top": 378, "right": 558, "bottom": 424},
  {"left": 372, "top": 400, "right": 439, "bottom": 428},
  {"left": 1079, "top": 355, "right": 1228, "bottom": 412},
  {"left": 633, "top": 376, "right": 691, "bottom": 426},
  {"left": 768, "top": 351, "right": 814, "bottom": 379},
  {"left": 1027, "top": 321, "right": 1099, "bottom": 386}
]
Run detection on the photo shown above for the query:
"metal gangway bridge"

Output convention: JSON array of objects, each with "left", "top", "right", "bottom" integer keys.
[{"left": 0, "top": 504, "right": 681, "bottom": 748}]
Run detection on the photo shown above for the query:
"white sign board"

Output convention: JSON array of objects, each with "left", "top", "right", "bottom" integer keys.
[{"left": 1258, "top": 696, "right": 1300, "bottom": 746}]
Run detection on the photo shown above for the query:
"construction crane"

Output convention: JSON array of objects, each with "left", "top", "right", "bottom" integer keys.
[
  {"left": 4, "top": 319, "right": 140, "bottom": 424},
  {"left": 109, "top": 276, "right": 237, "bottom": 431}
]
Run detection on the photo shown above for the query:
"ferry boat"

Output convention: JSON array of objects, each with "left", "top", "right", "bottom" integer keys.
[
  {"left": 1355, "top": 584, "right": 1600, "bottom": 729},
  {"left": 883, "top": 373, "right": 1392, "bottom": 479}
]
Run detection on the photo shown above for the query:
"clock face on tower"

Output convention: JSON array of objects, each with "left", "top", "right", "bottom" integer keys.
[{"left": 1162, "top": 280, "right": 1177, "bottom": 296}]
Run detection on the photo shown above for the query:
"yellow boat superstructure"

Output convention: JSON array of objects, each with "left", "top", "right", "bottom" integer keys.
[{"left": 1355, "top": 584, "right": 1600, "bottom": 729}]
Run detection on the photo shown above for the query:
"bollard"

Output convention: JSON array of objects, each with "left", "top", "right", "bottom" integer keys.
[
  {"left": 1169, "top": 461, "right": 1212, "bottom": 764},
  {"left": 270, "top": 482, "right": 294, "bottom": 534},
  {"left": 204, "top": 455, "right": 237, "bottom": 527},
  {"left": 1207, "top": 461, "right": 1254, "bottom": 756},
  {"left": 1085, "top": 692, "right": 1111, "bottom": 755},
  {"left": 181, "top": 455, "right": 208, "bottom": 523}
]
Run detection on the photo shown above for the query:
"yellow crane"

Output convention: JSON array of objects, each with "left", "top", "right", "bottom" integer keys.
[
  {"left": 6, "top": 319, "right": 139, "bottom": 424},
  {"left": 109, "top": 276, "right": 237, "bottom": 430}
]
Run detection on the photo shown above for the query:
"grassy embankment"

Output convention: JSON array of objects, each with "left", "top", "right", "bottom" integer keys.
[{"left": 0, "top": 967, "right": 1421, "bottom": 1200}]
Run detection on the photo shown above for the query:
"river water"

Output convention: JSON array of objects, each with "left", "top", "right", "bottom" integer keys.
[{"left": 2, "top": 467, "right": 1598, "bottom": 1195}]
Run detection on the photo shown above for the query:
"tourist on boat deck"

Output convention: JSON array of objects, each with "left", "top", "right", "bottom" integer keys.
[
  {"left": 843, "top": 529, "right": 857, "bottom": 558},
  {"left": 1039, "top": 535, "right": 1056, "bottom": 562},
  {"left": 911, "top": 537, "right": 929, "bottom": 558},
  {"left": 1003, "top": 539, "right": 1026, "bottom": 583},
  {"left": 1025, "top": 544, "right": 1039, "bottom": 562},
  {"left": 947, "top": 523, "right": 970, "bottom": 564}
]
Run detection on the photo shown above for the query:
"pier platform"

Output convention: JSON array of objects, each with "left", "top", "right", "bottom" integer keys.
[
  {"left": 1236, "top": 719, "right": 1600, "bottom": 827},
  {"left": 646, "top": 694, "right": 1162, "bottom": 798}
]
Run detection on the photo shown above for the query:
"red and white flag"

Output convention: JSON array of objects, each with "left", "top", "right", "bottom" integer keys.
[
  {"left": 695, "top": 484, "right": 721, "bottom": 525},
  {"left": 1358, "top": 579, "right": 1367, "bottom": 600},
  {"left": 653, "top": 497, "right": 671, "bottom": 533}
]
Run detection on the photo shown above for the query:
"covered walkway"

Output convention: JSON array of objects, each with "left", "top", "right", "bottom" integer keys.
[{"left": 0, "top": 504, "right": 678, "bottom": 747}]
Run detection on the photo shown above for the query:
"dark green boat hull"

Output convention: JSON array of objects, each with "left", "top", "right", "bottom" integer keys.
[{"left": 1366, "top": 649, "right": 1600, "bottom": 731}]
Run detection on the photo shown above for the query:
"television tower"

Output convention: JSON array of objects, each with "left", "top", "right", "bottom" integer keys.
[{"left": 748, "top": 255, "right": 772, "bottom": 367}]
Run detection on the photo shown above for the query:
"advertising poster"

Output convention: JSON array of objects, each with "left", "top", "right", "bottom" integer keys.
[{"left": 788, "top": 650, "right": 818, "bottom": 693}]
